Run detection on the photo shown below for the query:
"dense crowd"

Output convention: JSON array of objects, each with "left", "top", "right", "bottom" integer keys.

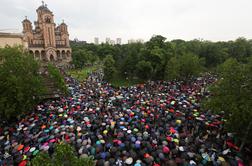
[{"left": 0, "top": 70, "right": 245, "bottom": 166}]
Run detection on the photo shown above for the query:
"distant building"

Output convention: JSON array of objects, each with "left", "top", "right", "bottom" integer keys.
[
  {"left": 136, "top": 39, "right": 144, "bottom": 43},
  {"left": 105, "top": 37, "right": 110, "bottom": 44},
  {"left": 94, "top": 37, "right": 99, "bottom": 45},
  {"left": 71, "top": 39, "right": 87, "bottom": 45},
  {"left": 0, "top": 32, "right": 28, "bottom": 48},
  {"left": 128, "top": 39, "right": 135, "bottom": 44},
  {"left": 116, "top": 38, "right": 122, "bottom": 45},
  {"left": 128, "top": 38, "right": 144, "bottom": 44},
  {"left": 22, "top": 2, "right": 71, "bottom": 65}
]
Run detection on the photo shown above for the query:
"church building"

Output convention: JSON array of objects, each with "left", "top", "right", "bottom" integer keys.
[{"left": 22, "top": 2, "right": 71, "bottom": 65}]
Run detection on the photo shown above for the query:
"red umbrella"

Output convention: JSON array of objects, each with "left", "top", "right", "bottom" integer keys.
[
  {"left": 170, "top": 127, "right": 176, "bottom": 134},
  {"left": 24, "top": 147, "right": 30, "bottom": 153},
  {"left": 18, "top": 160, "right": 27, "bottom": 166},
  {"left": 226, "top": 141, "right": 240, "bottom": 151}
]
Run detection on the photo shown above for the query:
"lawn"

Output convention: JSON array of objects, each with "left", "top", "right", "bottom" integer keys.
[
  {"left": 67, "top": 66, "right": 98, "bottom": 81},
  {"left": 110, "top": 72, "right": 144, "bottom": 87},
  {"left": 68, "top": 66, "right": 143, "bottom": 87}
]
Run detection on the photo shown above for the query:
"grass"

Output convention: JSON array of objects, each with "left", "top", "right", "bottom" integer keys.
[
  {"left": 67, "top": 65, "right": 98, "bottom": 81},
  {"left": 68, "top": 66, "right": 144, "bottom": 87},
  {"left": 110, "top": 72, "right": 144, "bottom": 87}
]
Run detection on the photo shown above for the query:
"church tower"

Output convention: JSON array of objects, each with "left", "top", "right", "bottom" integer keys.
[
  {"left": 36, "top": 2, "right": 56, "bottom": 48},
  {"left": 22, "top": 17, "right": 33, "bottom": 45},
  {"left": 22, "top": 1, "right": 72, "bottom": 66},
  {"left": 59, "top": 21, "right": 70, "bottom": 47}
]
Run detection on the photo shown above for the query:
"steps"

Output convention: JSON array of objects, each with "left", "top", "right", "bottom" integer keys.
[{"left": 38, "top": 74, "right": 65, "bottom": 99}]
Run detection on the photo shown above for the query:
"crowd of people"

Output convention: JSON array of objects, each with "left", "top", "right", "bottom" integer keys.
[{"left": 0, "top": 70, "right": 245, "bottom": 166}]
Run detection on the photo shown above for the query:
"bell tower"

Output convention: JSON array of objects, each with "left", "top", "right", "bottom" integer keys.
[
  {"left": 22, "top": 16, "right": 33, "bottom": 45},
  {"left": 36, "top": 1, "right": 56, "bottom": 48}
]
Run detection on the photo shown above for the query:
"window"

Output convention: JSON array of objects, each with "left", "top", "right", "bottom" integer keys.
[{"left": 45, "top": 16, "right": 51, "bottom": 23}]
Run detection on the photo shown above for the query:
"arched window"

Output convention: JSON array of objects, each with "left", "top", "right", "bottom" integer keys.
[
  {"left": 62, "top": 50, "right": 66, "bottom": 59},
  {"left": 56, "top": 50, "right": 61, "bottom": 60},
  {"left": 66, "top": 51, "right": 71, "bottom": 57},
  {"left": 41, "top": 51, "right": 46, "bottom": 61},
  {"left": 35, "top": 50, "right": 40, "bottom": 60},
  {"left": 29, "top": 50, "right": 33, "bottom": 55}
]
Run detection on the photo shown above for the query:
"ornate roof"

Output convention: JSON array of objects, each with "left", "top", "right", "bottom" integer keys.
[
  {"left": 36, "top": 2, "right": 52, "bottom": 13},
  {"left": 22, "top": 16, "right": 31, "bottom": 23}
]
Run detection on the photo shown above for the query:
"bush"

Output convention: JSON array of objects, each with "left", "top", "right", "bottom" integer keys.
[
  {"left": 47, "top": 63, "right": 67, "bottom": 94},
  {"left": 31, "top": 143, "right": 95, "bottom": 166}
]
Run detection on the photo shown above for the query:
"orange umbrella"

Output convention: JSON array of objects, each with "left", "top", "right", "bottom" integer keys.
[
  {"left": 41, "top": 125, "right": 46, "bottom": 129},
  {"left": 17, "top": 144, "right": 24, "bottom": 151}
]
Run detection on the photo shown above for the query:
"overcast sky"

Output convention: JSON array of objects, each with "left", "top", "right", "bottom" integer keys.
[{"left": 0, "top": 0, "right": 252, "bottom": 43}]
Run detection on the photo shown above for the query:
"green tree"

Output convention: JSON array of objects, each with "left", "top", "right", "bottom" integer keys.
[
  {"left": 165, "top": 53, "right": 203, "bottom": 80},
  {"left": 179, "top": 53, "right": 203, "bottom": 78},
  {"left": 0, "top": 47, "right": 45, "bottom": 120},
  {"left": 136, "top": 60, "right": 153, "bottom": 80},
  {"left": 31, "top": 143, "right": 95, "bottom": 166},
  {"left": 47, "top": 63, "right": 67, "bottom": 94},
  {"left": 146, "top": 35, "right": 166, "bottom": 49},
  {"left": 165, "top": 56, "right": 180, "bottom": 80},
  {"left": 205, "top": 58, "right": 252, "bottom": 150},
  {"left": 199, "top": 42, "right": 229, "bottom": 68},
  {"left": 103, "top": 55, "right": 116, "bottom": 81},
  {"left": 228, "top": 37, "right": 252, "bottom": 62},
  {"left": 72, "top": 49, "right": 97, "bottom": 69}
]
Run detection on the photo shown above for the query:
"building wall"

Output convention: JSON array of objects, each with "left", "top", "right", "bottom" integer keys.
[{"left": 0, "top": 34, "right": 28, "bottom": 48}]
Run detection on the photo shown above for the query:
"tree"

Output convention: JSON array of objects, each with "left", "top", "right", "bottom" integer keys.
[
  {"left": 204, "top": 58, "right": 252, "bottom": 150},
  {"left": 103, "top": 55, "right": 116, "bottom": 81},
  {"left": 179, "top": 53, "right": 203, "bottom": 78},
  {"left": 146, "top": 35, "right": 166, "bottom": 49},
  {"left": 47, "top": 63, "right": 67, "bottom": 94},
  {"left": 72, "top": 49, "right": 96, "bottom": 69},
  {"left": 228, "top": 38, "right": 252, "bottom": 62},
  {"left": 136, "top": 60, "right": 153, "bottom": 80},
  {"left": 165, "top": 53, "right": 203, "bottom": 80},
  {"left": 0, "top": 47, "right": 45, "bottom": 120},
  {"left": 31, "top": 143, "right": 95, "bottom": 166},
  {"left": 199, "top": 42, "right": 229, "bottom": 68},
  {"left": 165, "top": 56, "right": 180, "bottom": 80}
]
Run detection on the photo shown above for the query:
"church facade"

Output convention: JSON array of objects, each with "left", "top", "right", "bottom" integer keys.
[{"left": 22, "top": 2, "right": 72, "bottom": 65}]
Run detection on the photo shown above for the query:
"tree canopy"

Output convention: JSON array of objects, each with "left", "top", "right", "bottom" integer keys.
[
  {"left": 71, "top": 36, "right": 252, "bottom": 82},
  {"left": 204, "top": 57, "right": 252, "bottom": 150},
  {"left": 0, "top": 47, "right": 67, "bottom": 121},
  {"left": 0, "top": 47, "right": 45, "bottom": 120}
]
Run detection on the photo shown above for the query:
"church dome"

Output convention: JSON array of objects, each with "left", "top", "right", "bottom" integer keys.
[
  {"left": 60, "top": 22, "right": 67, "bottom": 26},
  {"left": 36, "top": 3, "right": 52, "bottom": 13},
  {"left": 22, "top": 17, "right": 31, "bottom": 23},
  {"left": 22, "top": 17, "right": 31, "bottom": 24}
]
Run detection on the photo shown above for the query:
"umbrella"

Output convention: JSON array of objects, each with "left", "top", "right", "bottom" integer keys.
[
  {"left": 24, "top": 147, "right": 30, "bottom": 153},
  {"left": 30, "top": 147, "right": 36, "bottom": 152},
  {"left": 17, "top": 144, "right": 24, "bottom": 151},
  {"left": 18, "top": 160, "right": 27, "bottom": 166},
  {"left": 33, "top": 150, "right": 39, "bottom": 156}
]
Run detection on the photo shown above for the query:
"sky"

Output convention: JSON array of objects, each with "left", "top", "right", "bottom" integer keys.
[{"left": 0, "top": 0, "right": 252, "bottom": 43}]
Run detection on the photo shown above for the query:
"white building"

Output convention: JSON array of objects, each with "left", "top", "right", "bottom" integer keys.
[
  {"left": 94, "top": 37, "right": 99, "bottom": 45},
  {"left": 105, "top": 37, "right": 110, "bottom": 44},
  {"left": 128, "top": 38, "right": 144, "bottom": 44}
]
